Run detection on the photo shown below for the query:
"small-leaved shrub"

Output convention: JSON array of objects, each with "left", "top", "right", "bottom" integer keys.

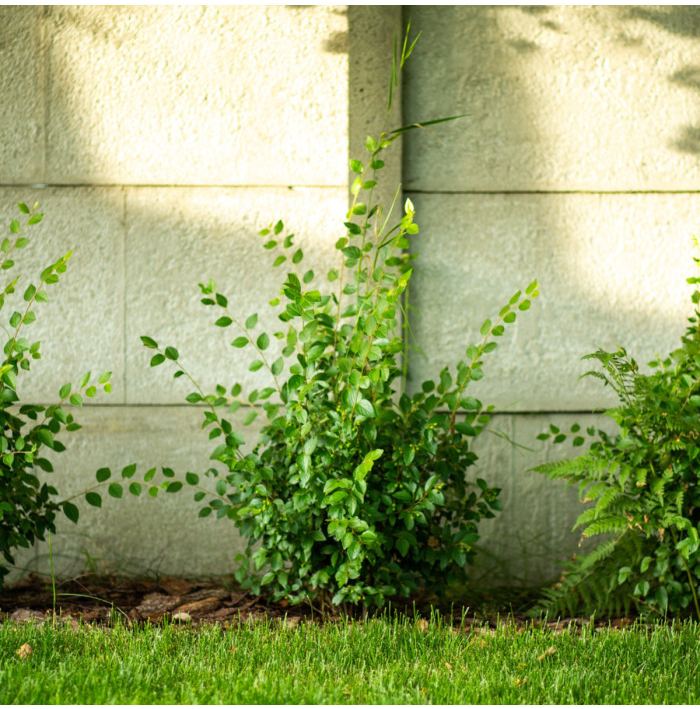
[
  {"left": 0, "top": 204, "right": 112, "bottom": 587},
  {"left": 103, "top": 31, "right": 538, "bottom": 612},
  {"left": 533, "top": 247, "right": 700, "bottom": 620}
]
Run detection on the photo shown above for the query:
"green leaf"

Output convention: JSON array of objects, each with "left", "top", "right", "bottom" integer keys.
[
  {"left": 349, "top": 159, "right": 363, "bottom": 174},
  {"left": 23, "top": 284, "right": 36, "bottom": 302},
  {"left": 96, "top": 467, "right": 111, "bottom": 483},
  {"left": 108, "top": 483, "right": 123, "bottom": 499},
  {"left": 292, "top": 249, "right": 303, "bottom": 264},
  {"left": 271, "top": 357, "right": 283, "bottom": 376},
  {"left": 17, "top": 202, "right": 30, "bottom": 214},
  {"left": 141, "top": 336, "right": 158, "bottom": 349},
  {"left": 245, "top": 313, "right": 258, "bottom": 329},
  {"left": 249, "top": 359, "right": 264, "bottom": 372},
  {"left": 165, "top": 346, "right": 179, "bottom": 361},
  {"left": 150, "top": 353, "right": 165, "bottom": 366},
  {"left": 215, "top": 316, "right": 232, "bottom": 327},
  {"left": 63, "top": 502, "right": 79, "bottom": 524},
  {"left": 257, "top": 333, "right": 270, "bottom": 351},
  {"left": 69, "top": 393, "right": 83, "bottom": 406},
  {"left": 85, "top": 492, "right": 102, "bottom": 508},
  {"left": 10, "top": 220, "right": 19, "bottom": 234},
  {"left": 232, "top": 336, "right": 248, "bottom": 348},
  {"left": 27, "top": 213, "right": 43, "bottom": 225},
  {"left": 121, "top": 463, "right": 137, "bottom": 479},
  {"left": 36, "top": 428, "right": 54, "bottom": 448},
  {"left": 186, "top": 472, "right": 199, "bottom": 485},
  {"left": 129, "top": 482, "right": 142, "bottom": 496},
  {"left": 480, "top": 319, "right": 491, "bottom": 336}
]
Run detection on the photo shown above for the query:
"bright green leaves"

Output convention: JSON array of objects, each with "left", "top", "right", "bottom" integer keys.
[
  {"left": 232, "top": 336, "right": 248, "bottom": 348},
  {"left": 215, "top": 316, "right": 232, "bottom": 328},
  {"left": 245, "top": 313, "right": 258, "bottom": 329},
  {"left": 256, "top": 333, "right": 270, "bottom": 351}
]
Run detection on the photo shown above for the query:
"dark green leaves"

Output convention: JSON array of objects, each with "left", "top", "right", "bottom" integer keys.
[
  {"left": 62, "top": 502, "right": 79, "bottom": 524},
  {"left": 215, "top": 317, "right": 233, "bottom": 328},
  {"left": 165, "top": 346, "right": 179, "bottom": 361}
]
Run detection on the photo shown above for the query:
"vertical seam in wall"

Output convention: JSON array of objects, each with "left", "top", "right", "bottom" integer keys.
[
  {"left": 40, "top": 6, "right": 48, "bottom": 182},
  {"left": 122, "top": 188, "right": 128, "bottom": 405}
]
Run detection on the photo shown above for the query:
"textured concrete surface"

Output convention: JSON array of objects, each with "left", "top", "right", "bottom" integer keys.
[
  {"left": 0, "top": 7, "right": 45, "bottom": 183},
  {"left": 9, "top": 6, "right": 348, "bottom": 186},
  {"left": 124, "top": 186, "right": 348, "bottom": 404},
  {"left": 348, "top": 6, "right": 403, "bottom": 211},
  {"left": 12, "top": 406, "right": 254, "bottom": 580},
  {"left": 0, "top": 188, "right": 124, "bottom": 404},
  {"left": 406, "top": 192, "right": 699, "bottom": 411},
  {"left": 403, "top": 5, "right": 700, "bottom": 191},
  {"left": 472, "top": 413, "right": 613, "bottom": 586}
]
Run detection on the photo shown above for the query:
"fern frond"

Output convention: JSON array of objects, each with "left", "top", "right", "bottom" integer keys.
[{"left": 529, "top": 531, "right": 649, "bottom": 620}]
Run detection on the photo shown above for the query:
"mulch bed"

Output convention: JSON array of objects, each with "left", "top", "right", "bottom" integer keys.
[{"left": 0, "top": 574, "right": 637, "bottom": 633}]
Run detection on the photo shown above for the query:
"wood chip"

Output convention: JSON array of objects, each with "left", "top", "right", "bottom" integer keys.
[
  {"left": 8, "top": 609, "right": 45, "bottom": 624},
  {"left": 159, "top": 577, "right": 194, "bottom": 597},
  {"left": 174, "top": 597, "right": 222, "bottom": 616},
  {"left": 135, "top": 594, "right": 182, "bottom": 620}
]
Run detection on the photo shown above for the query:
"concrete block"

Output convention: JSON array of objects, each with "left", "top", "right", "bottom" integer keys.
[
  {"left": 0, "top": 187, "right": 124, "bottom": 404},
  {"left": 471, "top": 413, "right": 609, "bottom": 586},
  {"left": 44, "top": 6, "right": 348, "bottom": 186},
  {"left": 124, "top": 186, "right": 348, "bottom": 404},
  {"left": 0, "top": 6, "right": 45, "bottom": 183},
  {"left": 406, "top": 192, "right": 699, "bottom": 411},
  {"left": 348, "top": 6, "right": 403, "bottom": 210},
  {"left": 14, "top": 405, "right": 257, "bottom": 580},
  {"left": 403, "top": 6, "right": 700, "bottom": 191}
]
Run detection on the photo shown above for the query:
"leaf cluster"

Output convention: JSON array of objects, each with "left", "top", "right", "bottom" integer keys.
[{"left": 0, "top": 204, "right": 111, "bottom": 586}]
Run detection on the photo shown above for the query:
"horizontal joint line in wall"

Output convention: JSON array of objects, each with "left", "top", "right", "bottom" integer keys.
[
  {"left": 28, "top": 402, "right": 606, "bottom": 416},
  {"left": 404, "top": 189, "right": 700, "bottom": 196},
  {"left": 0, "top": 183, "right": 347, "bottom": 190}
]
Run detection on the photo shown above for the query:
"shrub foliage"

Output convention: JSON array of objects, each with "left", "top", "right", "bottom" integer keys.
[
  {"left": 107, "top": 31, "right": 538, "bottom": 611},
  {"left": 0, "top": 204, "right": 111, "bottom": 586}
]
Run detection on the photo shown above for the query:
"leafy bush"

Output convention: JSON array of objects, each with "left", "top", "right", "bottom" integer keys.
[
  {"left": 533, "top": 249, "right": 700, "bottom": 620},
  {"left": 104, "top": 30, "right": 538, "bottom": 612},
  {"left": 0, "top": 203, "right": 112, "bottom": 587}
]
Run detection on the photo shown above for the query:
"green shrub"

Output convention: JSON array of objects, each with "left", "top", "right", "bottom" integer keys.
[
  {"left": 0, "top": 203, "right": 112, "bottom": 587},
  {"left": 533, "top": 247, "right": 700, "bottom": 620},
  {"left": 110, "top": 30, "right": 538, "bottom": 612}
]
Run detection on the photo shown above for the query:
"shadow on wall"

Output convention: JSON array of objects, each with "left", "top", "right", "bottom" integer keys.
[
  {"left": 624, "top": 6, "right": 700, "bottom": 156},
  {"left": 1, "top": 4, "right": 359, "bottom": 579},
  {"left": 400, "top": 5, "right": 700, "bottom": 583}
]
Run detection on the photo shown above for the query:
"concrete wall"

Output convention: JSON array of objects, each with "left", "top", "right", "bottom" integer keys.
[
  {"left": 402, "top": 5, "right": 700, "bottom": 582},
  {"left": 2, "top": 5, "right": 698, "bottom": 585}
]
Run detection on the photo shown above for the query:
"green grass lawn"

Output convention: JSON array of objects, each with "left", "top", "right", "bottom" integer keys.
[{"left": 1, "top": 615, "right": 699, "bottom": 704}]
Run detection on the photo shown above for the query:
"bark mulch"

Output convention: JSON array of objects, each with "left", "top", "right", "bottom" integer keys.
[{"left": 0, "top": 573, "right": 637, "bottom": 634}]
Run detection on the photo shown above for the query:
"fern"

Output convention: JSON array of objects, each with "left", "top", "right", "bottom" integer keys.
[
  {"left": 529, "top": 532, "right": 650, "bottom": 619},
  {"left": 533, "top": 249, "right": 700, "bottom": 619}
]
